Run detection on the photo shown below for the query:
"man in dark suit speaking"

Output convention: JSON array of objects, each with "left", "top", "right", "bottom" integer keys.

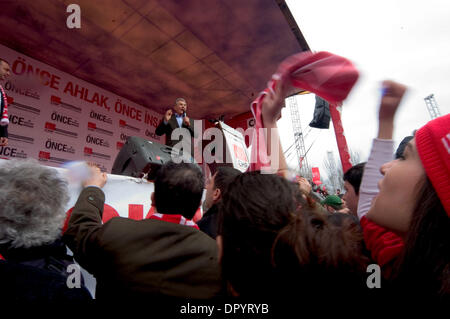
[{"left": 155, "top": 98, "right": 196, "bottom": 155}]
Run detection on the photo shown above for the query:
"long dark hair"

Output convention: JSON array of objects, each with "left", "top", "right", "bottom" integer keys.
[
  {"left": 217, "top": 172, "right": 296, "bottom": 296},
  {"left": 271, "top": 209, "right": 369, "bottom": 298},
  {"left": 218, "top": 171, "right": 369, "bottom": 298},
  {"left": 393, "top": 176, "right": 450, "bottom": 298}
]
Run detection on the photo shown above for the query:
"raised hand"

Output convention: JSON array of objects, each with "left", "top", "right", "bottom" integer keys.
[
  {"left": 297, "top": 176, "right": 312, "bottom": 195},
  {"left": 379, "top": 80, "right": 407, "bottom": 121},
  {"left": 261, "top": 82, "right": 286, "bottom": 126},
  {"left": 82, "top": 164, "right": 107, "bottom": 188},
  {"left": 164, "top": 109, "right": 173, "bottom": 122},
  {"left": 378, "top": 80, "right": 407, "bottom": 139}
]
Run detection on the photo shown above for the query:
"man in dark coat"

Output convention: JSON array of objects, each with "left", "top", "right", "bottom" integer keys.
[
  {"left": 155, "top": 98, "right": 196, "bottom": 157},
  {"left": 63, "top": 162, "right": 222, "bottom": 300}
]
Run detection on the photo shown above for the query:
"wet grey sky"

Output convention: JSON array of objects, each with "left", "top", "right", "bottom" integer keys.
[{"left": 279, "top": 0, "right": 450, "bottom": 180}]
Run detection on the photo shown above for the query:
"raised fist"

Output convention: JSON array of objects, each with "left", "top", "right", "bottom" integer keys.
[
  {"left": 164, "top": 109, "right": 173, "bottom": 122},
  {"left": 379, "top": 80, "right": 407, "bottom": 121},
  {"left": 82, "top": 164, "right": 107, "bottom": 188}
]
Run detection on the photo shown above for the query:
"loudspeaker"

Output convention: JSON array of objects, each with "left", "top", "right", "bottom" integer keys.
[{"left": 111, "top": 136, "right": 195, "bottom": 180}]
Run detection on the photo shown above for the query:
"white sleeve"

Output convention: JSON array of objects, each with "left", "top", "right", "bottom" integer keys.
[{"left": 357, "top": 138, "right": 394, "bottom": 220}]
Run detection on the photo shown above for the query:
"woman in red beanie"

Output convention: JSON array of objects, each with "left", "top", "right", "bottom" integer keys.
[{"left": 366, "top": 110, "right": 450, "bottom": 300}]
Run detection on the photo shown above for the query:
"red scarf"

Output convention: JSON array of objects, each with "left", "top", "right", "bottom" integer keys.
[
  {"left": 147, "top": 212, "right": 199, "bottom": 229},
  {"left": 249, "top": 51, "right": 359, "bottom": 171},
  {"left": 0, "top": 85, "right": 8, "bottom": 126}
]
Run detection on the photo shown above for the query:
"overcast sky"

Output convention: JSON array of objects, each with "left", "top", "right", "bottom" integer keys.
[{"left": 279, "top": 0, "right": 450, "bottom": 181}]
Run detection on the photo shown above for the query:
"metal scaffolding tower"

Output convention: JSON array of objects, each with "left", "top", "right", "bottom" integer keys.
[
  {"left": 424, "top": 94, "right": 441, "bottom": 119},
  {"left": 288, "top": 96, "right": 311, "bottom": 179},
  {"left": 326, "top": 151, "right": 339, "bottom": 192}
]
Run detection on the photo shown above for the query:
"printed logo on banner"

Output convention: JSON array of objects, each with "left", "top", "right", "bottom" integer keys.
[
  {"left": 8, "top": 114, "right": 34, "bottom": 128},
  {"left": 89, "top": 110, "right": 112, "bottom": 124},
  {"left": 50, "top": 111, "right": 79, "bottom": 127},
  {"left": 119, "top": 119, "right": 140, "bottom": 133},
  {"left": 233, "top": 144, "right": 249, "bottom": 170},
  {"left": 83, "top": 147, "right": 111, "bottom": 160},
  {"left": 4, "top": 81, "right": 40, "bottom": 100},
  {"left": 85, "top": 134, "right": 110, "bottom": 148},
  {"left": 45, "top": 122, "right": 78, "bottom": 138},
  {"left": 0, "top": 146, "right": 28, "bottom": 159},
  {"left": 145, "top": 129, "right": 161, "bottom": 140},
  {"left": 8, "top": 133, "right": 34, "bottom": 144},
  {"left": 44, "top": 138, "right": 76, "bottom": 154},
  {"left": 87, "top": 122, "right": 113, "bottom": 136},
  {"left": 50, "top": 95, "right": 82, "bottom": 113},
  {"left": 38, "top": 151, "right": 70, "bottom": 164},
  {"left": 120, "top": 132, "right": 130, "bottom": 142},
  {"left": 2, "top": 46, "right": 168, "bottom": 173},
  {"left": 7, "top": 96, "right": 40, "bottom": 115}
]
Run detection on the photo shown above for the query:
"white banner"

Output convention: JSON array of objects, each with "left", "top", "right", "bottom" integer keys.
[
  {"left": 64, "top": 167, "right": 203, "bottom": 298},
  {"left": 0, "top": 44, "right": 164, "bottom": 172},
  {"left": 64, "top": 169, "right": 156, "bottom": 298}
]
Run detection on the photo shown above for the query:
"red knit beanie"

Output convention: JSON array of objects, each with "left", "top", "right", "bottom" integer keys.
[{"left": 415, "top": 113, "right": 450, "bottom": 217}]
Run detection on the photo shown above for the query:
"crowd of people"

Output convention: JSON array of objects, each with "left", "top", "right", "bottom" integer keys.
[{"left": 0, "top": 77, "right": 448, "bottom": 309}]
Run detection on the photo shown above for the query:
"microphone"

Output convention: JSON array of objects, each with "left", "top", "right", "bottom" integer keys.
[{"left": 183, "top": 111, "right": 186, "bottom": 118}]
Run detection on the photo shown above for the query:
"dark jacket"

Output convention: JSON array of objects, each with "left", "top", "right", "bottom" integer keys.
[
  {"left": 63, "top": 187, "right": 223, "bottom": 300},
  {"left": 0, "top": 239, "right": 92, "bottom": 301},
  {"left": 155, "top": 114, "right": 195, "bottom": 148},
  {"left": 198, "top": 204, "right": 219, "bottom": 239}
]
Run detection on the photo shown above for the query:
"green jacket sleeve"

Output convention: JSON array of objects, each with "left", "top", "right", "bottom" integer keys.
[{"left": 63, "top": 186, "right": 106, "bottom": 274}]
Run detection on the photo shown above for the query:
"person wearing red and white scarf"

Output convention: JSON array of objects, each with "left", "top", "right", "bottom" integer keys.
[
  {"left": 64, "top": 162, "right": 222, "bottom": 299},
  {"left": 0, "top": 58, "right": 11, "bottom": 146},
  {"left": 148, "top": 212, "right": 199, "bottom": 229}
]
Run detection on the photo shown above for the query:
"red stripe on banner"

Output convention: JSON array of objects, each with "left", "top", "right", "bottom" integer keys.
[
  {"left": 128, "top": 204, "right": 143, "bottom": 220},
  {"left": 62, "top": 204, "right": 121, "bottom": 232},
  {"left": 39, "top": 151, "right": 50, "bottom": 160},
  {"left": 45, "top": 122, "right": 56, "bottom": 130},
  {"left": 102, "top": 204, "right": 120, "bottom": 223},
  {"left": 51, "top": 95, "right": 61, "bottom": 104}
]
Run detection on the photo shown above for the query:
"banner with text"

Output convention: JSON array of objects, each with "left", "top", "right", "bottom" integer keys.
[{"left": 0, "top": 44, "right": 164, "bottom": 172}]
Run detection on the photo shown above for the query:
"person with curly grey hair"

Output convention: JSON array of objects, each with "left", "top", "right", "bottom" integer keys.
[{"left": 0, "top": 159, "right": 91, "bottom": 301}]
